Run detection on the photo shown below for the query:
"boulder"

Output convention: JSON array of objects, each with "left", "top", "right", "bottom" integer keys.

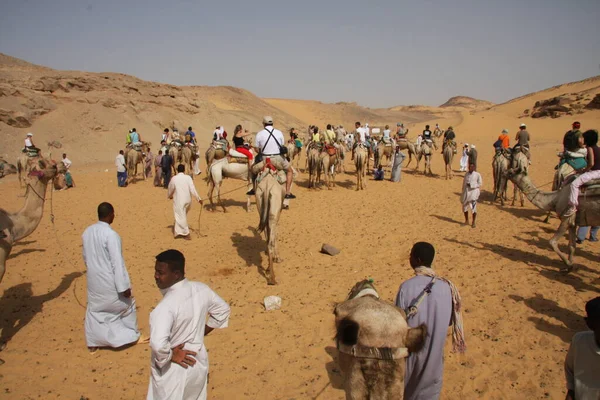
[{"left": 585, "top": 94, "right": 600, "bottom": 110}]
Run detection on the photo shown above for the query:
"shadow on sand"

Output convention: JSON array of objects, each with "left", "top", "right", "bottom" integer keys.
[
  {"left": 509, "top": 294, "right": 587, "bottom": 342},
  {"left": 231, "top": 227, "right": 271, "bottom": 283},
  {"left": 0, "top": 272, "right": 84, "bottom": 347}
]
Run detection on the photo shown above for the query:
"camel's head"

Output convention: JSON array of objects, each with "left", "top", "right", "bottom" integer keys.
[
  {"left": 0, "top": 159, "right": 17, "bottom": 177},
  {"left": 27, "top": 157, "right": 58, "bottom": 182},
  {"left": 334, "top": 281, "right": 428, "bottom": 360}
]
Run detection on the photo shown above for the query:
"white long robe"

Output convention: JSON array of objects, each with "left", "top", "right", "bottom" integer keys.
[
  {"left": 461, "top": 171, "right": 482, "bottom": 204},
  {"left": 147, "top": 279, "right": 230, "bottom": 400},
  {"left": 167, "top": 173, "right": 201, "bottom": 237},
  {"left": 82, "top": 221, "right": 140, "bottom": 347}
]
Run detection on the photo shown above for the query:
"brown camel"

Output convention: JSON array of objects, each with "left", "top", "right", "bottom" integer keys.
[
  {"left": 419, "top": 140, "right": 434, "bottom": 176},
  {"left": 334, "top": 279, "right": 427, "bottom": 400},
  {"left": 492, "top": 150, "right": 510, "bottom": 205},
  {"left": 320, "top": 150, "right": 338, "bottom": 190},
  {"left": 442, "top": 142, "right": 455, "bottom": 180},
  {"left": 0, "top": 157, "right": 57, "bottom": 283},
  {"left": 16, "top": 153, "right": 36, "bottom": 188},
  {"left": 505, "top": 166, "right": 600, "bottom": 271},
  {"left": 510, "top": 147, "right": 529, "bottom": 206},
  {"left": 255, "top": 170, "right": 285, "bottom": 285},
  {"left": 354, "top": 145, "right": 368, "bottom": 191},
  {"left": 375, "top": 142, "right": 394, "bottom": 169},
  {"left": 0, "top": 159, "right": 17, "bottom": 179},
  {"left": 307, "top": 147, "right": 322, "bottom": 189},
  {"left": 396, "top": 139, "right": 419, "bottom": 169},
  {"left": 285, "top": 141, "right": 302, "bottom": 171},
  {"left": 126, "top": 142, "right": 150, "bottom": 184}
]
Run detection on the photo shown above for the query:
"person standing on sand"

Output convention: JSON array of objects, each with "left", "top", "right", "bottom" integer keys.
[
  {"left": 154, "top": 150, "right": 163, "bottom": 187},
  {"left": 395, "top": 242, "right": 466, "bottom": 400},
  {"left": 115, "top": 150, "right": 127, "bottom": 187},
  {"left": 459, "top": 144, "right": 469, "bottom": 172},
  {"left": 168, "top": 164, "right": 202, "bottom": 240},
  {"left": 161, "top": 151, "right": 174, "bottom": 189},
  {"left": 468, "top": 144, "right": 478, "bottom": 169},
  {"left": 391, "top": 146, "right": 406, "bottom": 182},
  {"left": 82, "top": 202, "right": 147, "bottom": 352},
  {"left": 148, "top": 249, "right": 230, "bottom": 400},
  {"left": 145, "top": 148, "right": 154, "bottom": 179},
  {"left": 461, "top": 163, "right": 482, "bottom": 228},
  {"left": 564, "top": 296, "right": 600, "bottom": 400}
]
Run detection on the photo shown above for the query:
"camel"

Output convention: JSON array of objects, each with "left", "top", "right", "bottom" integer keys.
[
  {"left": 285, "top": 141, "right": 302, "bottom": 171},
  {"left": 542, "top": 161, "right": 577, "bottom": 223},
  {"left": 307, "top": 147, "right": 322, "bottom": 189},
  {"left": 205, "top": 140, "right": 230, "bottom": 168},
  {"left": 396, "top": 139, "right": 419, "bottom": 169},
  {"left": 419, "top": 140, "right": 435, "bottom": 176},
  {"left": 375, "top": 141, "right": 394, "bottom": 169},
  {"left": 0, "top": 159, "right": 17, "bottom": 179},
  {"left": 126, "top": 142, "right": 150, "bottom": 184},
  {"left": 334, "top": 279, "right": 427, "bottom": 400},
  {"left": 492, "top": 150, "right": 510, "bottom": 205},
  {"left": 509, "top": 147, "right": 529, "bottom": 207},
  {"left": 320, "top": 150, "right": 338, "bottom": 190},
  {"left": 0, "top": 157, "right": 57, "bottom": 283},
  {"left": 442, "top": 142, "right": 455, "bottom": 180},
  {"left": 505, "top": 165, "right": 600, "bottom": 271},
  {"left": 16, "top": 153, "right": 35, "bottom": 188},
  {"left": 206, "top": 157, "right": 252, "bottom": 212},
  {"left": 255, "top": 170, "right": 285, "bottom": 285},
  {"left": 354, "top": 145, "right": 368, "bottom": 191}
]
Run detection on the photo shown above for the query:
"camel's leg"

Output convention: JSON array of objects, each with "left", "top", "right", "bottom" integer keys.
[
  {"left": 265, "top": 225, "right": 277, "bottom": 285},
  {"left": 511, "top": 183, "right": 517, "bottom": 206},
  {"left": 520, "top": 189, "right": 525, "bottom": 207},
  {"left": 216, "top": 182, "right": 226, "bottom": 213},
  {"left": 246, "top": 195, "right": 251, "bottom": 213},
  {"left": 207, "top": 182, "right": 216, "bottom": 211},
  {"left": 549, "top": 218, "right": 574, "bottom": 269},
  {"left": 567, "top": 225, "right": 577, "bottom": 266},
  {"left": 0, "top": 241, "right": 11, "bottom": 284},
  {"left": 543, "top": 212, "right": 551, "bottom": 224}
]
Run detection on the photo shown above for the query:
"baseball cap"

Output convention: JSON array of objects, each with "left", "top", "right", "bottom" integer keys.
[
  {"left": 520, "top": 123, "right": 526, "bottom": 128},
  {"left": 263, "top": 116, "right": 273, "bottom": 124},
  {"left": 27, "top": 133, "right": 33, "bottom": 136}
]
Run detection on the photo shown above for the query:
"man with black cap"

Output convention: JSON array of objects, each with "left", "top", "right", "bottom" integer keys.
[{"left": 247, "top": 116, "right": 296, "bottom": 199}]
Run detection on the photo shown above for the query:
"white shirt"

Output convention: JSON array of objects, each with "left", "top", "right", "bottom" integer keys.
[
  {"left": 356, "top": 127, "right": 367, "bottom": 143},
  {"left": 365, "top": 126, "right": 370, "bottom": 137},
  {"left": 115, "top": 154, "right": 126, "bottom": 172},
  {"left": 25, "top": 138, "right": 33, "bottom": 147},
  {"left": 565, "top": 331, "right": 600, "bottom": 399},
  {"left": 383, "top": 129, "right": 391, "bottom": 139},
  {"left": 148, "top": 279, "right": 230, "bottom": 399},
  {"left": 255, "top": 126, "right": 285, "bottom": 156},
  {"left": 168, "top": 173, "right": 202, "bottom": 204},
  {"left": 62, "top": 158, "right": 72, "bottom": 169}
]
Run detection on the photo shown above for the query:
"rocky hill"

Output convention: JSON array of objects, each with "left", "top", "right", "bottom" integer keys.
[{"left": 439, "top": 96, "right": 494, "bottom": 110}]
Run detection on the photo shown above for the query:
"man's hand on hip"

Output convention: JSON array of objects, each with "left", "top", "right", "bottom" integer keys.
[{"left": 171, "top": 344, "right": 197, "bottom": 369}]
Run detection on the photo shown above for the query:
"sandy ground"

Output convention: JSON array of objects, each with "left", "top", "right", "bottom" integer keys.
[{"left": 1, "top": 103, "right": 600, "bottom": 400}]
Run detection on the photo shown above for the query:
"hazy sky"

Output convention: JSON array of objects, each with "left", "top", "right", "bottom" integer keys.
[{"left": 1, "top": 0, "right": 599, "bottom": 107}]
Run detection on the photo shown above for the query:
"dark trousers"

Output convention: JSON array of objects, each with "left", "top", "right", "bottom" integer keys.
[
  {"left": 117, "top": 171, "right": 127, "bottom": 187},
  {"left": 163, "top": 169, "right": 172, "bottom": 188}
]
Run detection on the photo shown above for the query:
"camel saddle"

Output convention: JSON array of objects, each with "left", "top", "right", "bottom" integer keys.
[
  {"left": 325, "top": 145, "right": 337, "bottom": 156},
  {"left": 131, "top": 142, "right": 144, "bottom": 151},
  {"left": 381, "top": 137, "right": 393, "bottom": 146},
  {"left": 22, "top": 148, "right": 40, "bottom": 157}
]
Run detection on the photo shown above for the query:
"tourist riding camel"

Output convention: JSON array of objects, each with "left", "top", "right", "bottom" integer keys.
[
  {"left": 247, "top": 116, "right": 296, "bottom": 200},
  {"left": 513, "top": 123, "right": 531, "bottom": 161}
]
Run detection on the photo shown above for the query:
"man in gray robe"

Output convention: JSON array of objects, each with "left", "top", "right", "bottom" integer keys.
[
  {"left": 391, "top": 147, "right": 406, "bottom": 182},
  {"left": 395, "top": 242, "right": 466, "bottom": 400}
]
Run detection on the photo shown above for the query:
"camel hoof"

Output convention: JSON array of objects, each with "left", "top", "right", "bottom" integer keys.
[
  {"left": 267, "top": 279, "right": 277, "bottom": 285},
  {"left": 274, "top": 257, "right": 283, "bottom": 263}
]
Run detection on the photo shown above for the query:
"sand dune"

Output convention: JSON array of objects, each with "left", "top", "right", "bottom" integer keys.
[{"left": 1, "top": 55, "right": 600, "bottom": 399}]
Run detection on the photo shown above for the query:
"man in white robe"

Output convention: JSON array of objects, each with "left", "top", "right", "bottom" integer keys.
[
  {"left": 461, "top": 163, "right": 482, "bottom": 228},
  {"left": 82, "top": 202, "right": 142, "bottom": 350},
  {"left": 167, "top": 164, "right": 202, "bottom": 239},
  {"left": 148, "top": 249, "right": 230, "bottom": 400}
]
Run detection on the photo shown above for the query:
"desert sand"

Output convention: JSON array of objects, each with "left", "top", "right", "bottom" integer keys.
[{"left": 1, "top": 54, "right": 600, "bottom": 399}]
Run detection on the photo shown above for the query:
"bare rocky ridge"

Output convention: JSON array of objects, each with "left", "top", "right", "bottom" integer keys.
[{"left": 439, "top": 96, "right": 494, "bottom": 110}]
